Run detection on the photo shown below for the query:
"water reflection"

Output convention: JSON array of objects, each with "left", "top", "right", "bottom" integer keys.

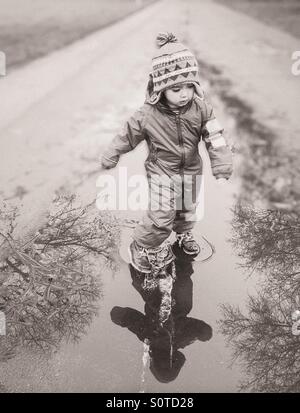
[
  {"left": 0, "top": 194, "right": 119, "bottom": 362},
  {"left": 111, "top": 253, "right": 212, "bottom": 383},
  {"left": 219, "top": 204, "right": 300, "bottom": 392}
]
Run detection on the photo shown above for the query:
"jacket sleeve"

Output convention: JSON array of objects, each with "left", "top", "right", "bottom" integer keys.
[
  {"left": 201, "top": 101, "right": 233, "bottom": 180},
  {"left": 101, "top": 106, "right": 147, "bottom": 166}
]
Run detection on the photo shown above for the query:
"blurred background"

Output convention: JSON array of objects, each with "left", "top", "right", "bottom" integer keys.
[
  {"left": 0, "top": 0, "right": 299, "bottom": 71},
  {"left": 0, "top": 0, "right": 156, "bottom": 70},
  {"left": 219, "top": 0, "right": 300, "bottom": 38}
]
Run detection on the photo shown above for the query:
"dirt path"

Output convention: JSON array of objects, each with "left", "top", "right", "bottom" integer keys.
[{"left": 0, "top": 1, "right": 170, "bottom": 217}]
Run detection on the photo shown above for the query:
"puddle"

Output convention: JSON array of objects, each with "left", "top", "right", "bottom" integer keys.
[
  {"left": 219, "top": 204, "right": 300, "bottom": 393},
  {"left": 1, "top": 186, "right": 297, "bottom": 392},
  {"left": 0, "top": 194, "right": 119, "bottom": 392}
]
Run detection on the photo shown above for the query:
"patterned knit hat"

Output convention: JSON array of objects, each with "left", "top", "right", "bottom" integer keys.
[{"left": 148, "top": 32, "right": 203, "bottom": 104}]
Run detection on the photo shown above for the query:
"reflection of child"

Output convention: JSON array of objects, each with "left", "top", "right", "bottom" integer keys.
[
  {"left": 101, "top": 32, "right": 233, "bottom": 273},
  {"left": 111, "top": 259, "right": 212, "bottom": 383}
]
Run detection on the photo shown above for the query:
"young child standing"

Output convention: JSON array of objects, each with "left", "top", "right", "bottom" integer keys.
[{"left": 101, "top": 32, "right": 233, "bottom": 273}]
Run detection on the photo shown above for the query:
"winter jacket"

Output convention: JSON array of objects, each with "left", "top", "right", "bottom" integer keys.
[{"left": 101, "top": 95, "right": 233, "bottom": 180}]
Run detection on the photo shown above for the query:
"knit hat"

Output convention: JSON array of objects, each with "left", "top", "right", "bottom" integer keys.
[{"left": 148, "top": 32, "right": 203, "bottom": 104}]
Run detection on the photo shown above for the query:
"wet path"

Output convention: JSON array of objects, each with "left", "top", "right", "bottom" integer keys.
[{"left": 1, "top": 195, "right": 298, "bottom": 392}]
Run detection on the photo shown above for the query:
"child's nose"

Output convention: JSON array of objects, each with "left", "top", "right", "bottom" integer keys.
[{"left": 180, "top": 88, "right": 188, "bottom": 98}]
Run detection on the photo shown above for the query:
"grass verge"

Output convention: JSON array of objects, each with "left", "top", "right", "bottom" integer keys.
[{"left": 0, "top": 0, "right": 157, "bottom": 70}]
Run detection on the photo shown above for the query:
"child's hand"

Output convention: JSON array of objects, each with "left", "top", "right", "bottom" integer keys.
[
  {"left": 216, "top": 178, "right": 227, "bottom": 185},
  {"left": 101, "top": 156, "right": 118, "bottom": 170}
]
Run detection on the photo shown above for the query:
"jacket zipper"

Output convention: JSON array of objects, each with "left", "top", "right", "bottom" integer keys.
[{"left": 175, "top": 114, "right": 185, "bottom": 173}]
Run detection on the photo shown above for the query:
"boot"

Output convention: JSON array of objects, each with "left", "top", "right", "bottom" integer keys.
[{"left": 176, "top": 232, "right": 200, "bottom": 256}]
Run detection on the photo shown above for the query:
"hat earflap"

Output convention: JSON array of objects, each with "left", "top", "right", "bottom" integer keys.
[{"left": 146, "top": 75, "right": 204, "bottom": 105}]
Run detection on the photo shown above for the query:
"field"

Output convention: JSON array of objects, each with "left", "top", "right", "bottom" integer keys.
[
  {"left": 217, "top": 0, "right": 300, "bottom": 38},
  {"left": 0, "top": 0, "right": 155, "bottom": 70}
]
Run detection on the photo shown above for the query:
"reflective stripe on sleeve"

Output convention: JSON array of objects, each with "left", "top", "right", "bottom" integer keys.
[
  {"left": 209, "top": 133, "right": 227, "bottom": 148},
  {"left": 206, "top": 118, "right": 223, "bottom": 136}
]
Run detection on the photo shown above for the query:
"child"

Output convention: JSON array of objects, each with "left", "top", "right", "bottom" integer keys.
[{"left": 101, "top": 32, "right": 233, "bottom": 273}]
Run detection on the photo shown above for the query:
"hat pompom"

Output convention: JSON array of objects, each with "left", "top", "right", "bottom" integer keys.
[{"left": 156, "top": 32, "right": 178, "bottom": 48}]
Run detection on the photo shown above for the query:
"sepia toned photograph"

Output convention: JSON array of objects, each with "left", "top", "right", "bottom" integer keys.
[{"left": 0, "top": 0, "right": 299, "bottom": 395}]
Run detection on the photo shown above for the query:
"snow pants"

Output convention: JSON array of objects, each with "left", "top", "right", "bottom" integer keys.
[{"left": 133, "top": 173, "right": 201, "bottom": 249}]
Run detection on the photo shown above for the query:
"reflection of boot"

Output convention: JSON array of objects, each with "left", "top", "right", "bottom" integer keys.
[
  {"left": 129, "top": 241, "right": 175, "bottom": 274},
  {"left": 146, "top": 242, "right": 175, "bottom": 274},
  {"left": 176, "top": 232, "right": 200, "bottom": 256},
  {"left": 128, "top": 241, "right": 152, "bottom": 273}
]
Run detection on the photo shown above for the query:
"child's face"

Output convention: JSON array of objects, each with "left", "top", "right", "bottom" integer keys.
[{"left": 164, "top": 83, "right": 194, "bottom": 109}]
